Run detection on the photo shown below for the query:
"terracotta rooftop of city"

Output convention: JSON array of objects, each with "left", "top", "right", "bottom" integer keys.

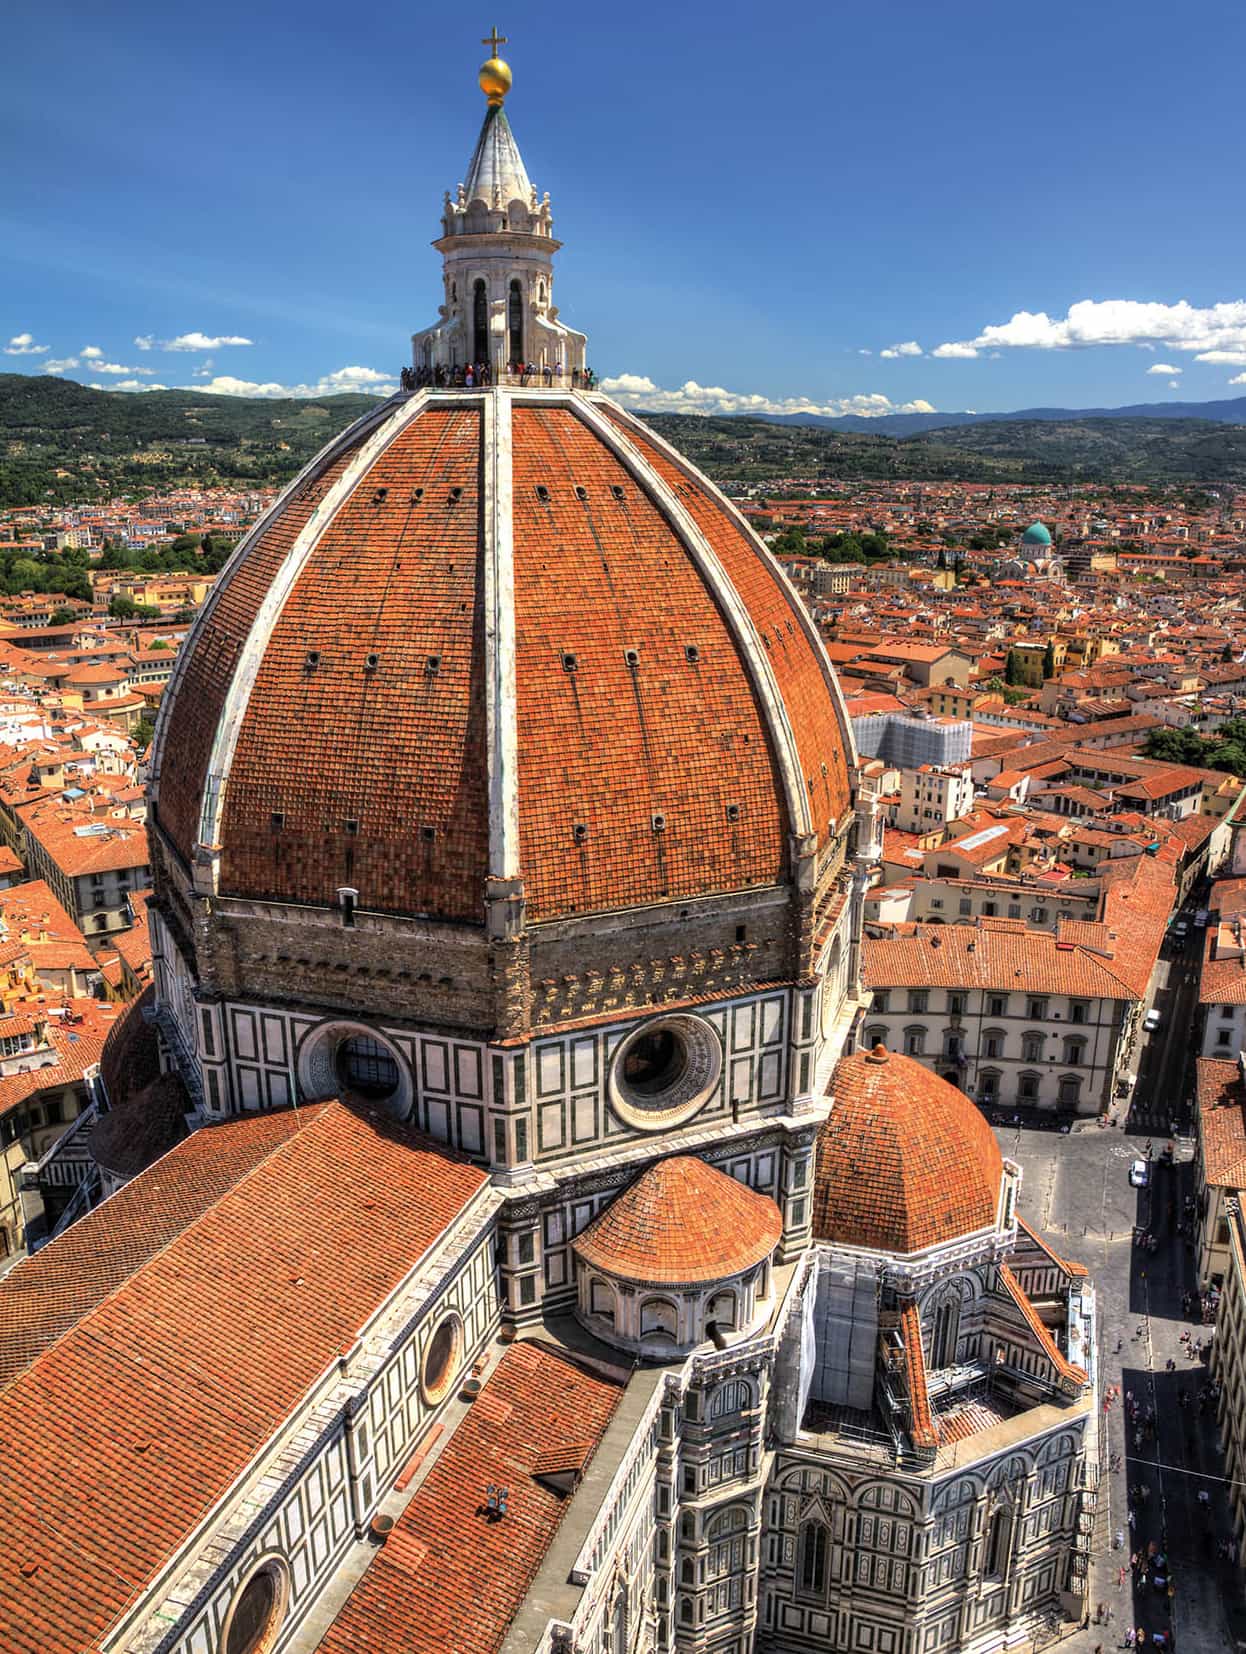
[
  {"left": 813, "top": 1045, "right": 1004, "bottom": 1253},
  {"left": 573, "top": 1154, "right": 783, "bottom": 1284}
]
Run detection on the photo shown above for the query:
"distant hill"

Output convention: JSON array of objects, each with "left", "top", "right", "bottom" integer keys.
[
  {"left": 3, "top": 374, "right": 1246, "bottom": 506},
  {"left": 0, "top": 374, "right": 377, "bottom": 506},
  {"left": 760, "top": 394, "right": 1246, "bottom": 438}
]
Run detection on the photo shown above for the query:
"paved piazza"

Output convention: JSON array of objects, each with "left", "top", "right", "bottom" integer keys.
[{"left": 999, "top": 1098, "right": 1242, "bottom": 1653}]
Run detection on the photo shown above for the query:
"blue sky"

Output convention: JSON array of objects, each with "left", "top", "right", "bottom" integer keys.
[{"left": 4, "top": 0, "right": 1246, "bottom": 419}]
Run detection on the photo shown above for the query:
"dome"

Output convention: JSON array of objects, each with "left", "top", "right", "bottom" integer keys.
[
  {"left": 812, "top": 1045, "right": 1004, "bottom": 1254},
  {"left": 573, "top": 1155, "right": 782, "bottom": 1284},
  {"left": 151, "top": 391, "right": 855, "bottom": 928},
  {"left": 1021, "top": 521, "right": 1052, "bottom": 547}
]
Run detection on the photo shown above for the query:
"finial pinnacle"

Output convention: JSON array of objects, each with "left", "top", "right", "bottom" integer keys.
[{"left": 479, "top": 27, "right": 512, "bottom": 106}]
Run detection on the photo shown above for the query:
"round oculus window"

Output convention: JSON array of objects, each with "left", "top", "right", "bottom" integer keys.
[
  {"left": 222, "top": 1560, "right": 288, "bottom": 1654},
  {"left": 297, "top": 1021, "right": 413, "bottom": 1121},
  {"left": 420, "top": 1312, "right": 464, "bottom": 1405},
  {"left": 609, "top": 1014, "right": 722, "bottom": 1132}
]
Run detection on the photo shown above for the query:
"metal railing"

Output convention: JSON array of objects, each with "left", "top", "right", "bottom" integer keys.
[{"left": 399, "top": 365, "right": 597, "bottom": 393}]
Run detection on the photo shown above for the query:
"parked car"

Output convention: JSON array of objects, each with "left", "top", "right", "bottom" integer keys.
[
  {"left": 1143, "top": 1008, "right": 1162, "bottom": 1033},
  {"left": 1130, "top": 1159, "right": 1150, "bottom": 1188},
  {"left": 1173, "top": 919, "right": 1190, "bottom": 941}
]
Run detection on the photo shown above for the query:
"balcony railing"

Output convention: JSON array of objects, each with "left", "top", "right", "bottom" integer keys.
[{"left": 398, "top": 365, "right": 597, "bottom": 394}]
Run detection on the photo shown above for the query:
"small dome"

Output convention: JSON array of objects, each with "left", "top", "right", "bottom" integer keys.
[
  {"left": 1021, "top": 521, "right": 1052, "bottom": 547},
  {"left": 573, "top": 1155, "right": 782, "bottom": 1285},
  {"left": 813, "top": 1046, "right": 1003, "bottom": 1254}
]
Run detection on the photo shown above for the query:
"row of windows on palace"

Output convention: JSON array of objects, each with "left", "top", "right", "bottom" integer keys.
[
  {"left": 926, "top": 894, "right": 1068, "bottom": 923},
  {"left": 870, "top": 989, "right": 1102, "bottom": 1024},
  {"left": 865, "top": 1021, "right": 1098, "bottom": 1067}
]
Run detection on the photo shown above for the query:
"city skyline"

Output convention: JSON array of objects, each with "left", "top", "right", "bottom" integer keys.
[{"left": 4, "top": 0, "right": 1245, "bottom": 418}]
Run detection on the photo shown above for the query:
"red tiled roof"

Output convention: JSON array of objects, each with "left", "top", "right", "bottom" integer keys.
[
  {"left": 573, "top": 1154, "right": 782, "bottom": 1284},
  {"left": 1195, "top": 1057, "right": 1246, "bottom": 1189},
  {"left": 813, "top": 1046, "right": 1003, "bottom": 1253},
  {"left": 317, "top": 1341, "right": 624, "bottom": 1654},
  {"left": 0, "top": 1102, "right": 487, "bottom": 1654},
  {"left": 899, "top": 1298, "right": 935, "bottom": 1448},
  {"left": 998, "top": 1263, "right": 1088, "bottom": 1385}
]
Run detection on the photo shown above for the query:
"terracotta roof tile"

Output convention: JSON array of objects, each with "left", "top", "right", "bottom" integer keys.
[
  {"left": 573, "top": 1154, "right": 781, "bottom": 1284},
  {"left": 813, "top": 1046, "right": 1003, "bottom": 1253},
  {"left": 0, "top": 1102, "right": 487, "bottom": 1654},
  {"left": 316, "top": 1342, "right": 623, "bottom": 1654}
]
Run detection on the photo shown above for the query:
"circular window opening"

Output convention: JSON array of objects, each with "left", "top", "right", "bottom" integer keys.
[
  {"left": 610, "top": 1014, "right": 722, "bottom": 1133},
  {"left": 335, "top": 1034, "right": 401, "bottom": 1104},
  {"left": 421, "top": 1312, "right": 464, "bottom": 1405},
  {"left": 622, "top": 1027, "right": 688, "bottom": 1097},
  {"left": 223, "top": 1561, "right": 288, "bottom": 1654}
]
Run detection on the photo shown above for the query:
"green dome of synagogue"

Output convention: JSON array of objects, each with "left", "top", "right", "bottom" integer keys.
[{"left": 1021, "top": 521, "right": 1053, "bottom": 547}]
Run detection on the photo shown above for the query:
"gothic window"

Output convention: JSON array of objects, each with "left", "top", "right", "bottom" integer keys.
[
  {"left": 472, "top": 278, "right": 488, "bottom": 364},
  {"left": 930, "top": 1297, "right": 960, "bottom": 1369},
  {"left": 798, "top": 1520, "right": 828, "bottom": 1597},
  {"left": 508, "top": 279, "right": 524, "bottom": 366},
  {"left": 984, "top": 1505, "right": 1012, "bottom": 1578}
]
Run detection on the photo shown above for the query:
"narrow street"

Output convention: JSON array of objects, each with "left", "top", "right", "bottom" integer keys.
[{"left": 994, "top": 1000, "right": 1242, "bottom": 1654}]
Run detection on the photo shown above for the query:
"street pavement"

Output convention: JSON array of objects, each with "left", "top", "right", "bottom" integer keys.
[{"left": 994, "top": 1033, "right": 1243, "bottom": 1652}]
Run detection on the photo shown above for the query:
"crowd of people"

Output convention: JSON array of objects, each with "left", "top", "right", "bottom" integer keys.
[{"left": 398, "top": 361, "right": 596, "bottom": 391}]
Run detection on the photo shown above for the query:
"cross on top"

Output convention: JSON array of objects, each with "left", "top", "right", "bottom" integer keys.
[{"left": 481, "top": 26, "right": 507, "bottom": 55}]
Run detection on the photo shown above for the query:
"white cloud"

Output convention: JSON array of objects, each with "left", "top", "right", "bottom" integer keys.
[
  {"left": 1231, "top": 373, "right": 1246, "bottom": 386},
  {"left": 43, "top": 357, "right": 79, "bottom": 375},
  {"left": 857, "top": 348, "right": 873, "bottom": 356},
  {"left": 1168, "top": 380, "right": 1180, "bottom": 389},
  {"left": 196, "top": 364, "right": 397, "bottom": 399},
  {"left": 932, "top": 342, "right": 979, "bottom": 359},
  {"left": 4, "top": 332, "right": 49, "bottom": 356},
  {"left": 934, "top": 296, "right": 1246, "bottom": 361},
  {"left": 595, "top": 373, "right": 935, "bottom": 420},
  {"left": 134, "top": 330, "right": 253, "bottom": 352},
  {"left": 89, "top": 361, "right": 154, "bottom": 376},
  {"left": 191, "top": 358, "right": 215, "bottom": 378},
  {"left": 80, "top": 345, "right": 104, "bottom": 360},
  {"left": 88, "top": 379, "right": 171, "bottom": 392},
  {"left": 1147, "top": 363, "right": 1182, "bottom": 375},
  {"left": 1195, "top": 350, "right": 1246, "bottom": 366},
  {"left": 880, "top": 341, "right": 923, "bottom": 359}
]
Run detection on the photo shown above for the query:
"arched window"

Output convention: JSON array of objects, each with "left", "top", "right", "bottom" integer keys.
[
  {"left": 930, "top": 1297, "right": 960, "bottom": 1369},
  {"left": 798, "top": 1519, "right": 828, "bottom": 1597},
  {"left": 864, "top": 1025, "right": 887, "bottom": 1049},
  {"left": 985, "top": 1505, "right": 1012, "bottom": 1578},
  {"left": 1021, "top": 1031, "right": 1044, "bottom": 1064},
  {"left": 982, "top": 1027, "right": 1006, "bottom": 1059},
  {"left": 641, "top": 1297, "right": 679, "bottom": 1339},
  {"left": 590, "top": 1277, "right": 616, "bottom": 1325},
  {"left": 903, "top": 1025, "right": 925, "bottom": 1056},
  {"left": 335, "top": 1034, "right": 401, "bottom": 1103},
  {"left": 706, "top": 1289, "right": 737, "bottom": 1333},
  {"left": 508, "top": 279, "right": 524, "bottom": 365},
  {"left": 472, "top": 279, "right": 488, "bottom": 364},
  {"left": 1059, "top": 1073, "right": 1082, "bottom": 1109},
  {"left": 978, "top": 1068, "right": 1001, "bottom": 1101}
]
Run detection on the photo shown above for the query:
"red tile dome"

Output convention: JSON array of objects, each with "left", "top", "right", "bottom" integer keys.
[
  {"left": 573, "top": 1155, "right": 783, "bottom": 1285},
  {"left": 150, "top": 390, "right": 854, "bottom": 925},
  {"left": 813, "top": 1045, "right": 1004, "bottom": 1254}
]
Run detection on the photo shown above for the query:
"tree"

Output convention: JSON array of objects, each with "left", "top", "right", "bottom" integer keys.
[
  {"left": 109, "top": 594, "right": 139, "bottom": 619},
  {"left": 936, "top": 548, "right": 947, "bottom": 569},
  {"left": 49, "top": 607, "right": 78, "bottom": 626},
  {"left": 133, "top": 716, "right": 156, "bottom": 751},
  {"left": 1004, "top": 649, "right": 1022, "bottom": 687},
  {"left": 1041, "top": 641, "right": 1056, "bottom": 680}
]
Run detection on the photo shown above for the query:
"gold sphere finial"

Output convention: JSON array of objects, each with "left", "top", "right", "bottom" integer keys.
[{"left": 479, "top": 27, "right": 511, "bottom": 105}]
